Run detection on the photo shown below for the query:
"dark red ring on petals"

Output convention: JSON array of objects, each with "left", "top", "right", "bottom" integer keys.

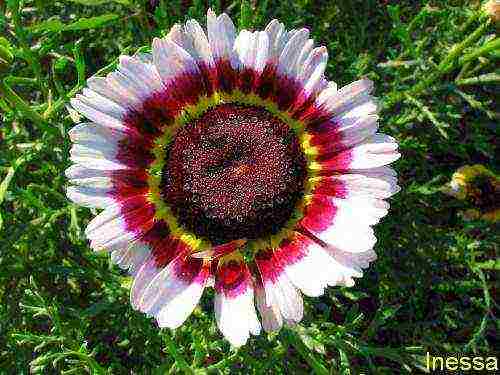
[
  {"left": 109, "top": 56, "right": 350, "bottom": 261},
  {"left": 115, "top": 58, "right": 338, "bottom": 171}
]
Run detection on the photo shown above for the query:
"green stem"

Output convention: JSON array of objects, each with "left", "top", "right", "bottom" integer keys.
[
  {"left": 282, "top": 328, "right": 329, "bottom": 375},
  {"left": 0, "top": 96, "right": 11, "bottom": 112},
  {"left": 456, "top": 72, "right": 500, "bottom": 86},
  {"left": 0, "top": 79, "right": 47, "bottom": 125},
  {"left": 437, "top": 20, "right": 491, "bottom": 72},
  {"left": 411, "top": 20, "right": 491, "bottom": 95},
  {"left": 4, "top": 76, "right": 38, "bottom": 86},
  {"left": 460, "top": 37, "right": 500, "bottom": 65},
  {"left": 455, "top": 60, "right": 472, "bottom": 81},
  {"left": 404, "top": 93, "right": 448, "bottom": 138},
  {"left": 8, "top": 0, "right": 48, "bottom": 98},
  {"left": 460, "top": 9, "right": 482, "bottom": 33},
  {"left": 163, "top": 331, "right": 194, "bottom": 375},
  {"left": 63, "top": 351, "right": 106, "bottom": 375},
  {"left": 199, "top": 352, "right": 239, "bottom": 373}
]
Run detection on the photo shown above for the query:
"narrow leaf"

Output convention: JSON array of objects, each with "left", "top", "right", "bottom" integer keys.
[{"left": 28, "top": 14, "right": 120, "bottom": 33}]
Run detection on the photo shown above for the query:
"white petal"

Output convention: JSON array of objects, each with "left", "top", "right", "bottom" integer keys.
[
  {"left": 111, "top": 241, "right": 151, "bottom": 275},
  {"left": 66, "top": 169, "right": 113, "bottom": 190},
  {"left": 85, "top": 200, "right": 153, "bottom": 250},
  {"left": 265, "top": 20, "right": 292, "bottom": 63},
  {"left": 80, "top": 88, "right": 127, "bottom": 120},
  {"left": 300, "top": 47, "right": 328, "bottom": 96},
  {"left": 138, "top": 253, "right": 208, "bottom": 326},
  {"left": 87, "top": 76, "right": 142, "bottom": 111},
  {"left": 355, "top": 166, "right": 397, "bottom": 177},
  {"left": 315, "top": 81, "right": 339, "bottom": 108},
  {"left": 134, "top": 52, "right": 153, "bottom": 64},
  {"left": 70, "top": 97, "right": 124, "bottom": 130},
  {"left": 68, "top": 122, "right": 129, "bottom": 145},
  {"left": 70, "top": 140, "right": 117, "bottom": 160},
  {"left": 278, "top": 28, "right": 309, "bottom": 78},
  {"left": 156, "top": 277, "right": 206, "bottom": 329},
  {"left": 65, "top": 164, "right": 104, "bottom": 180},
  {"left": 207, "top": 10, "right": 237, "bottom": 66},
  {"left": 118, "top": 55, "right": 164, "bottom": 96},
  {"left": 263, "top": 274, "right": 303, "bottom": 323},
  {"left": 333, "top": 97, "right": 379, "bottom": 123},
  {"left": 215, "top": 287, "right": 261, "bottom": 347},
  {"left": 324, "top": 248, "right": 377, "bottom": 287},
  {"left": 284, "top": 240, "right": 338, "bottom": 297},
  {"left": 184, "top": 19, "right": 214, "bottom": 67},
  {"left": 234, "top": 30, "right": 253, "bottom": 67},
  {"left": 255, "top": 286, "right": 283, "bottom": 332},
  {"left": 321, "top": 79, "right": 374, "bottom": 116},
  {"left": 296, "top": 39, "right": 314, "bottom": 72},
  {"left": 337, "top": 115, "right": 380, "bottom": 149},
  {"left": 152, "top": 38, "right": 199, "bottom": 85},
  {"left": 167, "top": 24, "right": 194, "bottom": 55},
  {"left": 235, "top": 31, "right": 269, "bottom": 73},
  {"left": 255, "top": 32, "right": 270, "bottom": 73},
  {"left": 69, "top": 156, "right": 126, "bottom": 171},
  {"left": 305, "top": 218, "right": 377, "bottom": 254},
  {"left": 69, "top": 141, "right": 124, "bottom": 171},
  {"left": 138, "top": 258, "right": 183, "bottom": 314},
  {"left": 335, "top": 195, "right": 389, "bottom": 226},
  {"left": 131, "top": 257, "right": 162, "bottom": 309},
  {"left": 68, "top": 123, "right": 132, "bottom": 171},
  {"left": 300, "top": 195, "right": 382, "bottom": 253},
  {"left": 323, "top": 172, "right": 400, "bottom": 199},
  {"left": 346, "top": 133, "right": 401, "bottom": 170},
  {"left": 108, "top": 70, "right": 150, "bottom": 102},
  {"left": 66, "top": 185, "right": 114, "bottom": 208}
]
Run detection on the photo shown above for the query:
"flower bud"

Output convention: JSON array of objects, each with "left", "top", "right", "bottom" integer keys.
[{"left": 484, "top": 0, "right": 500, "bottom": 22}]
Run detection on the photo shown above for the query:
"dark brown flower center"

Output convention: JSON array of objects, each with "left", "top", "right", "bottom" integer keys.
[
  {"left": 468, "top": 175, "right": 500, "bottom": 212},
  {"left": 161, "top": 104, "right": 307, "bottom": 244}
]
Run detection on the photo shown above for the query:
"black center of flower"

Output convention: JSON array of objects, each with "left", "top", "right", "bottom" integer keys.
[{"left": 161, "top": 104, "right": 307, "bottom": 244}]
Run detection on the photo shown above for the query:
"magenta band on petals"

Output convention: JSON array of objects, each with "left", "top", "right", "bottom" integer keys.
[
  {"left": 215, "top": 260, "right": 251, "bottom": 298},
  {"left": 255, "top": 249, "right": 285, "bottom": 284},
  {"left": 273, "top": 232, "right": 311, "bottom": 267},
  {"left": 300, "top": 195, "right": 338, "bottom": 233},
  {"left": 312, "top": 178, "right": 348, "bottom": 199},
  {"left": 214, "top": 59, "right": 238, "bottom": 93},
  {"left": 316, "top": 150, "right": 353, "bottom": 173}
]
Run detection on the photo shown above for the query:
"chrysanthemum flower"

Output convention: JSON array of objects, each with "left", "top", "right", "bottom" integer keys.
[
  {"left": 445, "top": 164, "right": 499, "bottom": 222},
  {"left": 66, "top": 10, "right": 401, "bottom": 346}
]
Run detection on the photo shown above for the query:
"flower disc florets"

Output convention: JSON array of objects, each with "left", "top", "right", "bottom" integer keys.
[{"left": 161, "top": 103, "right": 307, "bottom": 244}]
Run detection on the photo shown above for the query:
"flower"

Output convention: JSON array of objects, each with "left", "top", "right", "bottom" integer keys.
[
  {"left": 66, "top": 10, "right": 401, "bottom": 347},
  {"left": 444, "top": 164, "right": 499, "bottom": 222}
]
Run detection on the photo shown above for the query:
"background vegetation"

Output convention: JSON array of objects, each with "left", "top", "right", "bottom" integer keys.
[{"left": 0, "top": 0, "right": 498, "bottom": 373}]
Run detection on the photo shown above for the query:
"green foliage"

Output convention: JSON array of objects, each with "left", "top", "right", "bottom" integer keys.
[
  {"left": 28, "top": 14, "right": 121, "bottom": 33},
  {"left": 0, "top": 0, "right": 498, "bottom": 373}
]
